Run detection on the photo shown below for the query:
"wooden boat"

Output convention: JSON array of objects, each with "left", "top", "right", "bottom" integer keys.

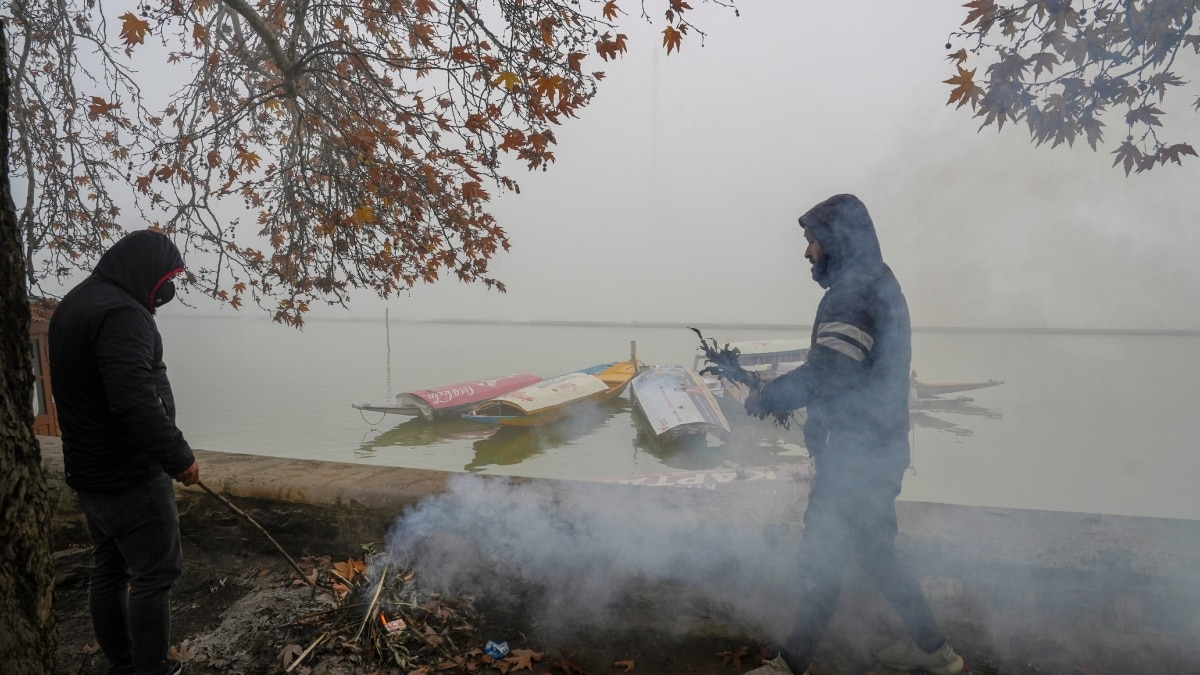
[
  {"left": 461, "top": 360, "right": 639, "bottom": 428},
  {"left": 911, "top": 377, "right": 1004, "bottom": 398},
  {"left": 352, "top": 373, "right": 542, "bottom": 422},
  {"left": 631, "top": 365, "right": 731, "bottom": 444}
]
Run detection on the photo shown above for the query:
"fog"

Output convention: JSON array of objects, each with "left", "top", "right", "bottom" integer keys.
[
  {"left": 381, "top": 473, "right": 807, "bottom": 643},
  {"left": 310, "top": 1, "right": 1200, "bottom": 330}
]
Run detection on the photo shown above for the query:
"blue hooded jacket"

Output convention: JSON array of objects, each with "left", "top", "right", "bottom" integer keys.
[{"left": 757, "top": 194, "right": 911, "bottom": 465}]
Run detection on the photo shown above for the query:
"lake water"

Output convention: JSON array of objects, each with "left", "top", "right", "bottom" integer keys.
[{"left": 158, "top": 316, "right": 1200, "bottom": 521}]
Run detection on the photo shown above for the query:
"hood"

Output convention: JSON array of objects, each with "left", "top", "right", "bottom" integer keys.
[
  {"left": 797, "top": 193, "right": 883, "bottom": 288},
  {"left": 92, "top": 230, "right": 185, "bottom": 312}
]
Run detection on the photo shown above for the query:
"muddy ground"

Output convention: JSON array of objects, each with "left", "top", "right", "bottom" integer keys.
[{"left": 51, "top": 533, "right": 1053, "bottom": 675}]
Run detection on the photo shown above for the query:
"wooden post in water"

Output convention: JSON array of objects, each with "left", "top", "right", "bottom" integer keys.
[{"left": 385, "top": 307, "right": 392, "bottom": 399}]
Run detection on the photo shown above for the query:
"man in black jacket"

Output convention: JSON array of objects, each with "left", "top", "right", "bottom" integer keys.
[
  {"left": 49, "top": 230, "right": 199, "bottom": 675},
  {"left": 743, "top": 195, "right": 962, "bottom": 675}
]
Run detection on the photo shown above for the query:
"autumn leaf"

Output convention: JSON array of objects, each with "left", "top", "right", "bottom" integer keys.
[
  {"left": 662, "top": 25, "right": 682, "bottom": 55},
  {"left": 235, "top": 146, "right": 262, "bottom": 172},
  {"left": 87, "top": 97, "right": 121, "bottom": 119},
  {"left": 602, "top": 1, "right": 619, "bottom": 21},
  {"left": 1111, "top": 140, "right": 1141, "bottom": 175},
  {"left": 169, "top": 640, "right": 197, "bottom": 662},
  {"left": 1159, "top": 143, "right": 1197, "bottom": 166},
  {"left": 118, "top": 12, "right": 151, "bottom": 47},
  {"left": 961, "top": 0, "right": 996, "bottom": 29},
  {"left": 504, "top": 649, "right": 544, "bottom": 671},
  {"left": 614, "top": 659, "right": 635, "bottom": 672},
  {"left": 331, "top": 558, "right": 362, "bottom": 582},
  {"left": 1124, "top": 105, "right": 1164, "bottom": 128},
  {"left": 491, "top": 70, "right": 521, "bottom": 91},
  {"left": 279, "top": 643, "right": 303, "bottom": 669},
  {"left": 943, "top": 66, "right": 983, "bottom": 109}
]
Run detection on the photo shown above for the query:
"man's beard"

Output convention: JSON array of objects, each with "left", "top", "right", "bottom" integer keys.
[{"left": 810, "top": 256, "right": 830, "bottom": 288}]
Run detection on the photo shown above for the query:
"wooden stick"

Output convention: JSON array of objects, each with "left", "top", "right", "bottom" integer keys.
[
  {"left": 195, "top": 479, "right": 322, "bottom": 592},
  {"left": 285, "top": 632, "right": 328, "bottom": 673},
  {"left": 353, "top": 566, "right": 389, "bottom": 642}
]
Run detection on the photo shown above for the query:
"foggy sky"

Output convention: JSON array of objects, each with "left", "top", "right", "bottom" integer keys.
[
  {"left": 363, "top": 1, "right": 1200, "bottom": 330},
  {"left": 40, "top": 1, "right": 1200, "bottom": 330}
]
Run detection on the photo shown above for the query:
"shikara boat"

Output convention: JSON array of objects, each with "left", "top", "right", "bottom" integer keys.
[
  {"left": 631, "top": 365, "right": 731, "bottom": 444},
  {"left": 351, "top": 373, "right": 543, "bottom": 423},
  {"left": 461, "top": 360, "right": 639, "bottom": 428},
  {"left": 911, "top": 377, "right": 1004, "bottom": 398}
]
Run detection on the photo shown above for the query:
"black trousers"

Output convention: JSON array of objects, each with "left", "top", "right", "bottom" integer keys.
[
  {"left": 784, "top": 452, "right": 941, "bottom": 665},
  {"left": 75, "top": 472, "right": 183, "bottom": 675}
]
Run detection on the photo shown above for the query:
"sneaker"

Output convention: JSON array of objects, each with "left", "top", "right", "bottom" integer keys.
[
  {"left": 875, "top": 638, "right": 963, "bottom": 674},
  {"left": 742, "top": 654, "right": 809, "bottom": 675},
  {"left": 164, "top": 659, "right": 183, "bottom": 675}
]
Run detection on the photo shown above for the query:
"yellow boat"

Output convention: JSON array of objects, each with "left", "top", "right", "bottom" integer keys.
[{"left": 461, "top": 360, "right": 639, "bottom": 428}]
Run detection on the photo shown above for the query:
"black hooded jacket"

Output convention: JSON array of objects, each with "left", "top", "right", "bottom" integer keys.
[
  {"left": 756, "top": 194, "right": 912, "bottom": 465},
  {"left": 49, "top": 230, "right": 194, "bottom": 492}
]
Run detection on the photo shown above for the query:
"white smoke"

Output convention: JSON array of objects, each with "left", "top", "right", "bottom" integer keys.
[{"left": 381, "top": 473, "right": 808, "bottom": 644}]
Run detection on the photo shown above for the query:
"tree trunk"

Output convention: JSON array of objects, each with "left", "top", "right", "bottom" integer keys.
[{"left": 0, "top": 22, "right": 57, "bottom": 673}]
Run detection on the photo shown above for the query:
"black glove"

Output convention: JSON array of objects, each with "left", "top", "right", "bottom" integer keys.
[{"left": 743, "top": 385, "right": 771, "bottom": 420}]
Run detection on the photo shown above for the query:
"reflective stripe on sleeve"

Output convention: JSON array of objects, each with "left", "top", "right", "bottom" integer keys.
[
  {"left": 816, "top": 335, "right": 866, "bottom": 362},
  {"left": 817, "top": 321, "right": 874, "bottom": 350}
]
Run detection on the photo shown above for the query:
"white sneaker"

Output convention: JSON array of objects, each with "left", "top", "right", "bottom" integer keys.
[
  {"left": 875, "top": 638, "right": 963, "bottom": 674},
  {"left": 742, "top": 654, "right": 806, "bottom": 675}
]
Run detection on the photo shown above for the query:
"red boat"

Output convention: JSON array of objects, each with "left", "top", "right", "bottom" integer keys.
[{"left": 353, "top": 373, "right": 543, "bottom": 423}]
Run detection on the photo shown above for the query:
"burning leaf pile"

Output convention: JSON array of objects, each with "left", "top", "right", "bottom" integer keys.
[
  {"left": 689, "top": 327, "right": 797, "bottom": 428},
  {"left": 279, "top": 554, "right": 545, "bottom": 674}
]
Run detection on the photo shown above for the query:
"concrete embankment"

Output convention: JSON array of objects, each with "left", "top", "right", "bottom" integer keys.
[{"left": 40, "top": 438, "right": 1200, "bottom": 672}]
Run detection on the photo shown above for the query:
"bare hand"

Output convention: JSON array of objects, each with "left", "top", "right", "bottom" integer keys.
[{"left": 174, "top": 460, "right": 200, "bottom": 486}]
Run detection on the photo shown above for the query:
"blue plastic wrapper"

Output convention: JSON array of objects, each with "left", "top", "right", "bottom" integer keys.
[{"left": 484, "top": 640, "right": 510, "bottom": 659}]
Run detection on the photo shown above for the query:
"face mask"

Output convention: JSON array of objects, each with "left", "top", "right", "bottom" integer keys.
[{"left": 154, "top": 280, "right": 176, "bottom": 308}]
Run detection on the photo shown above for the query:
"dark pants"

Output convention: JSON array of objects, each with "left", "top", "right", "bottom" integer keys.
[
  {"left": 784, "top": 453, "right": 941, "bottom": 667},
  {"left": 75, "top": 472, "right": 182, "bottom": 675}
]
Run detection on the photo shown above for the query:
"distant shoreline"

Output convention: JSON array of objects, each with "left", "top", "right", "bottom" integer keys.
[{"left": 169, "top": 313, "right": 1200, "bottom": 337}]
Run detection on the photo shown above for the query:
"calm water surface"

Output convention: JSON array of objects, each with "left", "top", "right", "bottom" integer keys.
[{"left": 158, "top": 316, "right": 1200, "bottom": 521}]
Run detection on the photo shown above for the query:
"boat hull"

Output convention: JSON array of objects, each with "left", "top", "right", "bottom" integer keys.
[
  {"left": 631, "top": 366, "right": 730, "bottom": 443},
  {"left": 463, "top": 361, "right": 638, "bottom": 427}
]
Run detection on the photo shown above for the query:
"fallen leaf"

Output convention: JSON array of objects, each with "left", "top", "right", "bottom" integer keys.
[
  {"left": 504, "top": 648, "right": 544, "bottom": 671},
  {"left": 279, "top": 643, "right": 303, "bottom": 670},
  {"left": 614, "top": 659, "right": 635, "bottom": 672},
  {"left": 169, "top": 639, "right": 197, "bottom": 662}
]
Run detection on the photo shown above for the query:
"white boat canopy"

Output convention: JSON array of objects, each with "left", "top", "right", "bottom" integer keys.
[{"left": 492, "top": 372, "right": 609, "bottom": 414}]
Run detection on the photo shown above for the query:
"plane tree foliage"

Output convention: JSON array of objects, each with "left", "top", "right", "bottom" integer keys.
[
  {"left": 8, "top": 0, "right": 729, "bottom": 325},
  {"left": 946, "top": 0, "right": 1200, "bottom": 174}
]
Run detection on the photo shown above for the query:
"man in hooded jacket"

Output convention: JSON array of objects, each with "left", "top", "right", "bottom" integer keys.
[
  {"left": 743, "top": 195, "right": 962, "bottom": 675},
  {"left": 49, "top": 229, "right": 199, "bottom": 675}
]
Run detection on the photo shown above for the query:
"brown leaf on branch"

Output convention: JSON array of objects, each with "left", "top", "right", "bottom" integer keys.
[
  {"left": 118, "top": 12, "right": 151, "bottom": 47},
  {"left": 943, "top": 66, "right": 983, "bottom": 109},
  {"left": 87, "top": 97, "right": 122, "bottom": 119},
  {"left": 662, "top": 26, "right": 682, "bottom": 55}
]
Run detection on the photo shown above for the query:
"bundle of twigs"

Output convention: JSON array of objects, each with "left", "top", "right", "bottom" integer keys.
[
  {"left": 689, "top": 327, "right": 797, "bottom": 428},
  {"left": 284, "top": 557, "right": 496, "bottom": 674},
  {"left": 689, "top": 327, "right": 762, "bottom": 390}
]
